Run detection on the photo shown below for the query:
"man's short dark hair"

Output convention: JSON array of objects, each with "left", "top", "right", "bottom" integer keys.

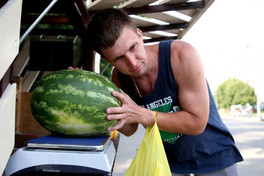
[{"left": 87, "top": 8, "right": 137, "bottom": 56}]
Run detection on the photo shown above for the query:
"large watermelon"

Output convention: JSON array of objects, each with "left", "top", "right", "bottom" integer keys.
[{"left": 30, "top": 69, "right": 121, "bottom": 137}]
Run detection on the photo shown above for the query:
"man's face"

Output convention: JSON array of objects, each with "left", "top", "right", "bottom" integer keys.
[{"left": 101, "top": 27, "right": 148, "bottom": 77}]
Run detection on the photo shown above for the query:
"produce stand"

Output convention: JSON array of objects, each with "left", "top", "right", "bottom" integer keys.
[{"left": 1, "top": 0, "right": 214, "bottom": 175}]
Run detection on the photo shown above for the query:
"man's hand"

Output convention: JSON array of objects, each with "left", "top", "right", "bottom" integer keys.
[
  {"left": 106, "top": 89, "right": 140, "bottom": 131},
  {"left": 68, "top": 66, "right": 80, "bottom": 70},
  {"left": 106, "top": 90, "right": 154, "bottom": 133}
]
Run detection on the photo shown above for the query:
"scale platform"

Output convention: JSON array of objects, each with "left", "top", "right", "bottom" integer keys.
[{"left": 5, "top": 135, "right": 116, "bottom": 176}]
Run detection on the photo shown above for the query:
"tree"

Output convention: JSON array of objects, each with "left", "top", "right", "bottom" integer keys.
[{"left": 217, "top": 78, "right": 257, "bottom": 108}]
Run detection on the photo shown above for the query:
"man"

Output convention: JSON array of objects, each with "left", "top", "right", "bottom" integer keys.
[{"left": 87, "top": 8, "right": 243, "bottom": 175}]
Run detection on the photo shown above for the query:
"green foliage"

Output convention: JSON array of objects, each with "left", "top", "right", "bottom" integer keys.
[
  {"left": 217, "top": 78, "right": 257, "bottom": 108},
  {"left": 100, "top": 59, "right": 113, "bottom": 79}
]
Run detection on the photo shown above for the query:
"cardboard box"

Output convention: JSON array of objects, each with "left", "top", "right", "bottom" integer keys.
[
  {"left": 16, "top": 92, "right": 51, "bottom": 135},
  {"left": 13, "top": 77, "right": 50, "bottom": 149}
]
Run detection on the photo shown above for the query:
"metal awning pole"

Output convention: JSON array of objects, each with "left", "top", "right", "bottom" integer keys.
[
  {"left": 100, "top": 63, "right": 110, "bottom": 75},
  {"left": 19, "top": 0, "right": 58, "bottom": 44}
]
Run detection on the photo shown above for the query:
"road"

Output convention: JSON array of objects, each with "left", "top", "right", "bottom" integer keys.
[
  {"left": 112, "top": 115, "right": 264, "bottom": 176},
  {"left": 222, "top": 115, "right": 264, "bottom": 176}
]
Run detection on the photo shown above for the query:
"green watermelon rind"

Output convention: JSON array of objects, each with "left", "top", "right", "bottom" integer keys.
[{"left": 30, "top": 69, "right": 121, "bottom": 137}]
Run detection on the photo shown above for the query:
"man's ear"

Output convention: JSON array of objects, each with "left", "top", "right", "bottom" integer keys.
[{"left": 137, "top": 28, "right": 143, "bottom": 38}]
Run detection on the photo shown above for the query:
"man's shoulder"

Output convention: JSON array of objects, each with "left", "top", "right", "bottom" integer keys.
[
  {"left": 171, "top": 40, "right": 194, "bottom": 50},
  {"left": 169, "top": 40, "right": 202, "bottom": 74},
  {"left": 171, "top": 40, "right": 199, "bottom": 59}
]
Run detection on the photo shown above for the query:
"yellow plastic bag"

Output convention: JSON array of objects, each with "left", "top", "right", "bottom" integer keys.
[{"left": 125, "top": 111, "right": 172, "bottom": 176}]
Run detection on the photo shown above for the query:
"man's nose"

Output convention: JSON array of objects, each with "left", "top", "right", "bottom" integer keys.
[{"left": 126, "top": 52, "right": 137, "bottom": 67}]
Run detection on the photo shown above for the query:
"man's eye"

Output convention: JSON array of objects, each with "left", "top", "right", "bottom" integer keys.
[
  {"left": 130, "top": 44, "right": 136, "bottom": 51},
  {"left": 115, "top": 56, "right": 123, "bottom": 61}
]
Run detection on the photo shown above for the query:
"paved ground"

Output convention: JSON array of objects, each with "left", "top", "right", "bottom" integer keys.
[
  {"left": 112, "top": 124, "right": 145, "bottom": 176},
  {"left": 222, "top": 115, "right": 264, "bottom": 176},
  {"left": 112, "top": 115, "right": 264, "bottom": 176}
]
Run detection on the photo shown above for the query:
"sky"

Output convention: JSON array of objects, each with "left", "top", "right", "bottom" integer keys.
[{"left": 182, "top": 0, "right": 264, "bottom": 96}]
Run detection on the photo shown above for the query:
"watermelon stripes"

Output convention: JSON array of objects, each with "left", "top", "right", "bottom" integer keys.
[{"left": 30, "top": 69, "right": 120, "bottom": 137}]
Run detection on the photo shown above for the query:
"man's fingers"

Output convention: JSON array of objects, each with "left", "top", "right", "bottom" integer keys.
[
  {"left": 106, "top": 106, "right": 124, "bottom": 114},
  {"left": 68, "top": 66, "right": 80, "bottom": 70},
  {"left": 108, "top": 118, "right": 126, "bottom": 131},
  {"left": 112, "top": 90, "right": 130, "bottom": 104},
  {"left": 107, "top": 111, "right": 125, "bottom": 120}
]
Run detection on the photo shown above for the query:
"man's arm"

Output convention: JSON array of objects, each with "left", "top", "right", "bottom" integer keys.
[{"left": 156, "top": 41, "right": 209, "bottom": 135}]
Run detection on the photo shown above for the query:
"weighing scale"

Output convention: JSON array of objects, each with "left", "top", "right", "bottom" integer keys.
[{"left": 5, "top": 135, "right": 116, "bottom": 176}]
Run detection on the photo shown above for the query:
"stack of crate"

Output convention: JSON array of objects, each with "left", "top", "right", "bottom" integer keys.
[{"left": 0, "top": 0, "right": 22, "bottom": 174}]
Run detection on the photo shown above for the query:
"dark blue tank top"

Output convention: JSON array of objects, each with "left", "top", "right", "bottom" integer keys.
[{"left": 118, "top": 40, "right": 243, "bottom": 173}]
